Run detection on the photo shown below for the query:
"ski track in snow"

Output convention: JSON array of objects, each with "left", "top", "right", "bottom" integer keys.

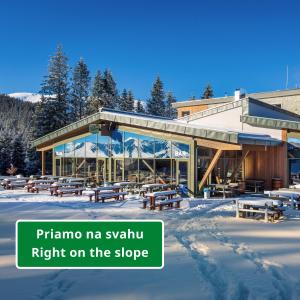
[
  {"left": 2, "top": 193, "right": 300, "bottom": 300},
  {"left": 168, "top": 200, "right": 300, "bottom": 300}
]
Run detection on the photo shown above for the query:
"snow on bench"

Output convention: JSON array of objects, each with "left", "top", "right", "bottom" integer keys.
[
  {"left": 56, "top": 187, "right": 85, "bottom": 197},
  {"left": 236, "top": 199, "right": 283, "bottom": 223},
  {"left": 156, "top": 197, "right": 183, "bottom": 210},
  {"left": 95, "top": 191, "right": 128, "bottom": 203},
  {"left": 31, "top": 184, "right": 52, "bottom": 193}
]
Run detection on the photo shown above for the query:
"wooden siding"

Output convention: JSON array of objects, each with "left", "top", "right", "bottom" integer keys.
[
  {"left": 177, "top": 105, "right": 208, "bottom": 117},
  {"left": 244, "top": 144, "right": 288, "bottom": 189}
]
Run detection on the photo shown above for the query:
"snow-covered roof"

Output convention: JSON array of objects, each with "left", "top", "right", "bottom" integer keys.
[{"left": 33, "top": 107, "right": 286, "bottom": 149}]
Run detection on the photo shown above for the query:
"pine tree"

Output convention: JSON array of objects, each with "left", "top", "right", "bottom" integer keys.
[
  {"left": 86, "top": 70, "right": 105, "bottom": 114},
  {"left": 34, "top": 44, "right": 70, "bottom": 138},
  {"left": 119, "top": 89, "right": 128, "bottom": 111},
  {"left": 136, "top": 100, "right": 145, "bottom": 113},
  {"left": 202, "top": 84, "right": 214, "bottom": 99},
  {"left": 119, "top": 89, "right": 134, "bottom": 112},
  {"left": 102, "top": 69, "right": 118, "bottom": 108},
  {"left": 165, "top": 92, "right": 177, "bottom": 118},
  {"left": 147, "top": 76, "right": 166, "bottom": 116},
  {"left": 0, "top": 133, "right": 11, "bottom": 175},
  {"left": 11, "top": 135, "right": 26, "bottom": 175},
  {"left": 70, "top": 58, "right": 90, "bottom": 121}
]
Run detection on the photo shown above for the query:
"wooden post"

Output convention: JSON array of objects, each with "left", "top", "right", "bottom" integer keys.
[
  {"left": 236, "top": 200, "right": 239, "bottom": 218},
  {"left": 198, "top": 149, "right": 223, "bottom": 191},
  {"left": 41, "top": 151, "right": 46, "bottom": 176}
]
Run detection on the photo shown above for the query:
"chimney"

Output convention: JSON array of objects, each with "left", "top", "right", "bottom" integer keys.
[{"left": 234, "top": 89, "right": 241, "bottom": 101}]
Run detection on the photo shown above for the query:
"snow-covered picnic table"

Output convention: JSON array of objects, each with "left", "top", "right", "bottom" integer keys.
[
  {"left": 83, "top": 186, "right": 123, "bottom": 201},
  {"left": 50, "top": 182, "right": 84, "bottom": 196},
  {"left": 144, "top": 190, "right": 181, "bottom": 210},
  {"left": 236, "top": 199, "right": 284, "bottom": 222},
  {"left": 140, "top": 183, "right": 170, "bottom": 196},
  {"left": 264, "top": 189, "right": 300, "bottom": 209}
]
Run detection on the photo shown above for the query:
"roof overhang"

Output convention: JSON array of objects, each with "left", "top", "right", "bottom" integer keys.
[
  {"left": 241, "top": 115, "right": 300, "bottom": 131},
  {"left": 33, "top": 108, "right": 240, "bottom": 149}
]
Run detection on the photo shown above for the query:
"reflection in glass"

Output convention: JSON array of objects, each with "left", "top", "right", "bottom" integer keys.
[
  {"left": 111, "top": 131, "right": 124, "bottom": 157},
  {"left": 124, "top": 132, "right": 139, "bottom": 158},
  {"left": 97, "top": 134, "right": 110, "bottom": 157},
  {"left": 54, "top": 145, "right": 64, "bottom": 157},
  {"left": 140, "top": 135, "right": 155, "bottom": 158},
  {"left": 74, "top": 137, "right": 86, "bottom": 157},
  {"left": 155, "top": 139, "right": 171, "bottom": 158},
  {"left": 64, "top": 142, "right": 74, "bottom": 157},
  {"left": 85, "top": 134, "right": 97, "bottom": 158},
  {"left": 172, "top": 142, "right": 190, "bottom": 158}
]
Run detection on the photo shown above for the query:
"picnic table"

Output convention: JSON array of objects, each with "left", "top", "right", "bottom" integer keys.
[
  {"left": 264, "top": 189, "right": 300, "bottom": 210},
  {"left": 140, "top": 183, "right": 170, "bottom": 196},
  {"left": 50, "top": 182, "right": 84, "bottom": 196},
  {"left": 209, "top": 183, "right": 239, "bottom": 199},
  {"left": 84, "top": 186, "right": 123, "bottom": 201},
  {"left": 245, "top": 179, "right": 265, "bottom": 193},
  {"left": 236, "top": 199, "right": 283, "bottom": 222},
  {"left": 27, "top": 179, "right": 56, "bottom": 192},
  {"left": 144, "top": 190, "right": 182, "bottom": 210},
  {"left": 1, "top": 177, "right": 29, "bottom": 189}
]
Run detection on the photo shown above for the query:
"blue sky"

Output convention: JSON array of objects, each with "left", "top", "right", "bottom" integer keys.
[{"left": 1, "top": 0, "right": 300, "bottom": 100}]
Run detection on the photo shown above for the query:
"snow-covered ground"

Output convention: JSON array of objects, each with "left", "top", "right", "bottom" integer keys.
[{"left": 0, "top": 190, "right": 300, "bottom": 300}]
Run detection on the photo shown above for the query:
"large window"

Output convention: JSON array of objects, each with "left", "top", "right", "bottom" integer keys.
[
  {"left": 155, "top": 138, "right": 171, "bottom": 158},
  {"left": 288, "top": 137, "right": 300, "bottom": 184},
  {"left": 97, "top": 134, "right": 110, "bottom": 157},
  {"left": 53, "top": 130, "right": 191, "bottom": 186},
  {"left": 139, "top": 159, "right": 155, "bottom": 184},
  {"left": 124, "top": 132, "right": 139, "bottom": 158},
  {"left": 155, "top": 159, "right": 171, "bottom": 184},
  {"left": 111, "top": 131, "right": 124, "bottom": 157},
  {"left": 85, "top": 134, "right": 97, "bottom": 158},
  {"left": 124, "top": 159, "right": 139, "bottom": 182}
]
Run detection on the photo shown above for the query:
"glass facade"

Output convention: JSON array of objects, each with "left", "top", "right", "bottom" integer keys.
[
  {"left": 196, "top": 146, "right": 242, "bottom": 186},
  {"left": 53, "top": 130, "right": 190, "bottom": 186},
  {"left": 288, "top": 137, "right": 300, "bottom": 184}
]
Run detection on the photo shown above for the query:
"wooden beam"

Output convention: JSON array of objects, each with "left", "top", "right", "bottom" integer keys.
[
  {"left": 198, "top": 149, "right": 223, "bottom": 191},
  {"left": 196, "top": 138, "right": 241, "bottom": 151},
  {"left": 41, "top": 151, "right": 45, "bottom": 175},
  {"left": 242, "top": 145, "right": 268, "bottom": 152},
  {"left": 230, "top": 150, "right": 250, "bottom": 181}
]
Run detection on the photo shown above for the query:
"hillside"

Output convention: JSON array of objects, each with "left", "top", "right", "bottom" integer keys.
[{"left": 0, "top": 94, "right": 35, "bottom": 140}]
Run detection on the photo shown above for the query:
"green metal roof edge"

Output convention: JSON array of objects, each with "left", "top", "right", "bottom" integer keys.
[
  {"left": 33, "top": 109, "right": 239, "bottom": 147},
  {"left": 32, "top": 112, "right": 102, "bottom": 147},
  {"left": 241, "top": 115, "right": 300, "bottom": 130}
]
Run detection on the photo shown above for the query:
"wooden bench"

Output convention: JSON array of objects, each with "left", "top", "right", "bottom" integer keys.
[
  {"left": 237, "top": 207, "right": 281, "bottom": 222},
  {"left": 56, "top": 187, "right": 85, "bottom": 197},
  {"left": 156, "top": 197, "right": 183, "bottom": 211},
  {"left": 96, "top": 191, "right": 128, "bottom": 203}
]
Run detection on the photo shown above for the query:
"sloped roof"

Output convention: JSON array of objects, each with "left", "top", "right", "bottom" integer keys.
[
  {"left": 173, "top": 88, "right": 300, "bottom": 108},
  {"left": 33, "top": 107, "right": 287, "bottom": 150}
]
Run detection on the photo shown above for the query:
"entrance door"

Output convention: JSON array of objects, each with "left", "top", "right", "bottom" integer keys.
[
  {"left": 113, "top": 159, "right": 124, "bottom": 182},
  {"left": 97, "top": 158, "right": 106, "bottom": 185},
  {"left": 176, "top": 160, "right": 188, "bottom": 186}
]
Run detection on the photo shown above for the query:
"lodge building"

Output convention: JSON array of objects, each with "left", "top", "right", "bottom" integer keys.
[{"left": 33, "top": 89, "right": 300, "bottom": 195}]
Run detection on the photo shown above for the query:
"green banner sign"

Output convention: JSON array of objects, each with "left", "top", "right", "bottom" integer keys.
[{"left": 16, "top": 220, "right": 164, "bottom": 269}]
